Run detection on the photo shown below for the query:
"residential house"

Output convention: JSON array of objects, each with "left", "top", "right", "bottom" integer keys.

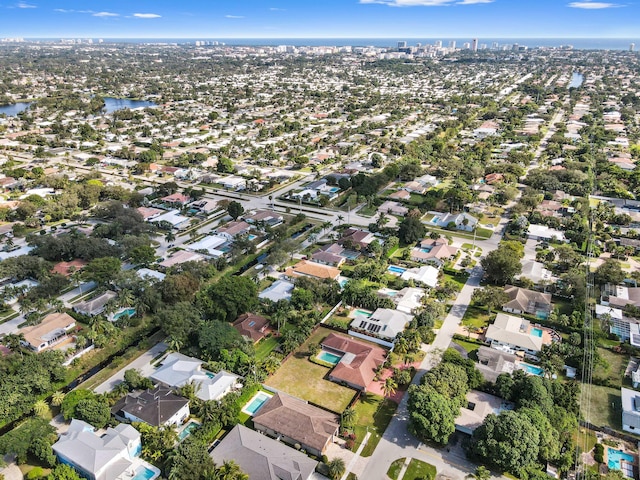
[
  {"left": 428, "top": 211, "right": 478, "bottom": 232},
  {"left": 52, "top": 259, "right": 88, "bottom": 277},
  {"left": 73, "top": 291, "right": 118, "bottom": 317},
  {"left": 339, "top": 228, "right": 377, "bottom": 250},
  {"left": 216, "top": 221, "right": 251, "bottom": 241},
  {"left": 377, "top": 201, "right": 409, "bottom": 216},
  {"left": 20, "top": 312, "right": 76, "bottom": 352},
  {"left": 595, "top": 303, "right": 640, "bottom": 344},
  {"left": 403, "top": 181, "right": 426, "bottom": 194},
  {"left": 258, "top": 280, "right": 294, "bottom": 303},
  {"left": 350, "top": 308, "right": 412, "bottom": 344},
  {"left": 186, "top": 234, "right": 228, "bottom": 257},
  {"left": 392, "top": 287, "right": 426, "bottom": 314},
  {"left": 160, "top": 192, "right": 190, "bottom": 206},
  {"left": 136, "top": 207, "right": 164, "bottom": 221},
  {"left": 244, "top": 209, "right": 284, "bottom": 228},
  {"left": 210, "top": 424, "right": 318, "bottom": 480},
  {"left": 159, "top": 250, "right": 206, "bottom": 269},
  {"left": 284, "top": 260, "right": 341, "bottom": 281},
  {"left": 388, "top": 190, "right": 411, "bottom": 201},
  {"left": 476, "top": 346, "right": 518, "bottom": 383},
  {"left": 484, "top": 313, "right": 557, "bottom": 356},
  {"left": 401, "top": 265, "right": 440, "bottom": 288},
  {"left": 112, "top": 386, "right": 190, "bottom": 428},
  {"left": 322, "top": 332, "right": 386, "bottom": 391},
  {"left": 621, "top": 387, "right": 640, "bottom": 434},
  {"left": 410, "top": 237, "right": 458, "bottom": 266},
  {"left": 52, "top": 419, "right": 159, "bottom": 480},
  {"left": 455, "top": 391, "right": 512, "bottom": 435},
  {"left": 189, "top": 199, "right": 218, "bottom": 214},
  {"left": 233, "top": 313, "right": 269, "bottom": 343},
  {"left": 151, "top": 210, "right": 190, "bottom": 230},
  {"left": 527, "top": 224, "right": 567, "bottom": 242},
  {"left": 601, "top": 284, "right": 640, "bottom": 309},
  {"left": 516, "top": 261, "right": 553, "bottom": 285},
  {"left": 503, "top": 285, "right": 552, "bottom": 318},
  {"left": 311, "top": 250, "right": 346, "bottom": 267},
  {"left": 150, "top": 352, "right": 242, "bottom": 402},
  {"left": 219, "top": 176, "right": 246, "bottom": 191},
  {"left": 484, "top": 173, "right": 504, "bottom": 185},
  {"left": 253, "top": 392, "right": 340, "bottom": 457}
]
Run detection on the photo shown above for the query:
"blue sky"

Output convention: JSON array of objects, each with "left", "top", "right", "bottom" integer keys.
[{"left": 0, "top": 0, "right": 637, "bottom": 39}]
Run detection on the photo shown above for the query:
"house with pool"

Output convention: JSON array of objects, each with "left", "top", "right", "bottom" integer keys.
[
  {"left": 484, "top": 313, "right": 559, "bottom": 357},
  {"left": 52, "top": 419, "right": 160, "bottom": 480},
  {"left": 425, "top": 211, "right": 478, "bottom": 232},
  {"left": 112, "top": 385, "right": 190, "bottom": 428},
  {"left": 410, "top": 237, "right": 458, "bottom": 266},
  {"left": 349, "top": 308, "right": 412, "bottom": 347},
  {"left": 321, "top": 332, "right": 386, "bottom": 391},
  {"left": 150, "top": 352, "right": 242, "bottom": 402},
  {"left": 72, "top": 290, "right": 117, "bottom": 317},
  {"left": 502, "top": 285, "right": 552, "bottom": 319},
  {"left": 252, "top": 392, "right": 340, "bottom": 457}
]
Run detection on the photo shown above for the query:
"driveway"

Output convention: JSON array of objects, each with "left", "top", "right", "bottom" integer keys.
[{"left": 93, "top": 342, "right": 168, "bottom": 394}]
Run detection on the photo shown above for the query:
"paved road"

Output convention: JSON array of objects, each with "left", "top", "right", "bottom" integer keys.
[
  {"left": 93, "top": 342, "right": 168, "bottom": 394},
  {"left": 360, "top": 267, "right": 489, "bottom": 480}
]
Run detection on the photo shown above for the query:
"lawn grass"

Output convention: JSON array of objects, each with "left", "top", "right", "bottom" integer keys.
[
  {"left": 453, "top": 338, "right": 482, "bottom": 355},
  {"left": 461, "top": 306, "right": 493, "bottom": 329},
  {"left": 358, "top": 205, "right": 378, "bottom": 217},
  {"left": 352, "top": 393, "right": 398, "bottom": 457},
  {"left": 265, "top": 327, "right": 355, "bottom": 413},
  {"left": 326, "top": 315, "right": 351, "bottom": 330},
  {"left": 441, "top": 272, "right": 468, "bottom": 292},
  {"left": 583, "top": 384, "right": 623, "bottom": 431},
  {"left": 573, "top": 427, "right": 597, "bottom": 455},
  {"left": 387, "top": 458, "right": 406, "bottom": 480},
  {"left": 592, "top": 347, "right": 628, "bottom": 388},
  {"left": 255, "top": 336, "right": 280, "bottom": 361},
  {"left": 404, "top": 459, "right": 436, "bottom": 480}
]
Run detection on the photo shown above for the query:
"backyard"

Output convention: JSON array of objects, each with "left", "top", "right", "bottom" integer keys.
[
  {"left": 265, "top": 327, "right": 355, "bottom": 413},
  {"left": 351, "top": 393, "right": 398, "bottom": 457},
  {"left": 255, "top": 336, "right": 280, "bottom": 361},
  {"left": 461, "top": 305, "right": 493, "bottom": 329},
  {"left": 583, "top": 384, "right": 623, "bottom": 431}
]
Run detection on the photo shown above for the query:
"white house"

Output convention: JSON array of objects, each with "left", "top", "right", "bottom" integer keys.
[
  {"left": 621, "top": 387, "right": 640, "bottom": 434},
  {"left": 113, "top": 386, "right": 190, "bottom": 428},
  {"left": 427, "top": 211, "right": 478, "bottom": 232},
  {"left": 401, "top": 265, "right": 440, "bottom": 288},
  {"left": 350, "top": 308, "right": 412, "bottom": 342},
  {"left": 527, "top": 224, "right": 567, "bottom": 242},
  {"left": 484, "top": 313, "right": 555, "bottom": 356}
]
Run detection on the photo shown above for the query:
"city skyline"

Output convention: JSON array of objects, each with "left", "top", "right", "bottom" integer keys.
[{"left": 0, "top": 0, "right": 638, "bottom": 39}]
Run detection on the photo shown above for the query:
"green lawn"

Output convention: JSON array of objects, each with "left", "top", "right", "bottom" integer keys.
[
  {"left": 461, "top": 306, "right": 493, "bottom": 328},
  {"left": 593, "top": 347, "right": 628, "bottom": 388},
  {"left": 326, "top": 315, "right": 351, "bottom": 330},
  {"left": 583, "top": 384, "right": 623, "bottom": 431},
  {"left": 255, "top": 336, "right": 280, "bottom": 361},
  {"left": 453, "top": 338, "right": 482, "bottom": 356},
  {"left": 387, "top": 458, "right": 406, "bottom": 480},
  {"left": 441, "top": 272, "right": 468, "bottom": 292},
  {"left": 404, "top": 459, "right": 436, "bottom": 480},
  {"left": 352, "top": 393, "right": 398, "bottom": 457},
  {"left": 265, "top": 327, "right": 356, "bottom": 413}
]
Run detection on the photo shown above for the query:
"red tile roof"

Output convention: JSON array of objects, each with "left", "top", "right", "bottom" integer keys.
[{"left": 322, "top": 333, "right": 386, "bottom": 391}]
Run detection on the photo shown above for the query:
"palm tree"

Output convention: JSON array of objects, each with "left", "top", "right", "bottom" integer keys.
[
  {"left": 118, "top": 289, "right": 135, "bottom": 308},
  {"left": 341, "top": 407, "right": 356, "bottom": 427},
  {"left": 167, "top": 336, "right": 183, "bottom": 353},
  {"left": 49, "top": 298, "right": 65, "bottom": 313},
  {"left": 337, "top": 214, "right": 344, "bottom": 226},
  {"left": 216, "top": 460, "right": 249, "bottom": 480},
  {"left": 260, "top": 355, "right": 281, "bottom": 375},
  {"left": 165, "top": 231, "right": 176, "bottom": 244},
  {"left": 327, "top": 458, "right": 346, "bottom": 480},
  {"left": 321, "top": 221, "right": 332, "bottom": 234},
  {"left": 469, "top": 466, "right": 491, "bottom": 480},
  {"left": 51, "top": 391, "right": 65, "bottom": 407},
  {"left": 33, "top": 399, "right": 49, "bottom": 417},
  {"left": 382, "top": 377, "right": 398, "bottom": 397}
]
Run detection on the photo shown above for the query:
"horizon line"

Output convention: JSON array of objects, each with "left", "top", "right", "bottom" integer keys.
[{"left": 11, "top": 36, "right": 640, "bottom": 40}]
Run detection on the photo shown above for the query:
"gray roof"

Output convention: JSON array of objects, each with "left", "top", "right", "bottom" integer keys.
[
  {"left": 476, "top": 346, "right": 518, "bottom": 383},
  {"left": 485, "top": 313, "right": 542, "bottom": 352},
  {"left": 73, "top": 290, "right": 117, "bottom": 316},
  {"left": 621, "top": 387, "right": 640, "bottom": 429},
  {"left": 113, "top": 386, "right": 188, "bottom": 427},
  {"left": 259, "top": 280, "right": 294, "bottom": 302},
  {"left": 210, "top": 425, "right": 317, "bottom": 480},
  {"left": 52, "top": 420, "right": 139, "bottom": 480}
]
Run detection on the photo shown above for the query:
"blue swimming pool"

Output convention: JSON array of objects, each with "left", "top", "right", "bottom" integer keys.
[
  {"left": 132, "top": 466, "right": 158, "bottom": 480},
  {"left": 388, "top": 265, "right": 407, "bottom": 275},
  {"left": 247, "top": 234, "right": 257, "bottom": 240},
  {"left": 531, "top": 327, "right": 543, "bottom": 338},
  {"left": 178, "top": 421, "right": 200, "bottom": 441},
  {"left": 608, "top": 448, "right": 634, "bottom": 471},
  {"left": 430, "top": 216, "right": 440, "bottom": 224},
  {"left": 520, "top": 363, "right": 544, "bottom": 376},
  {"left": 354, "top": 309, "right": 372, "bottom": 317},
  {"left": 318, "top": 351, "right": 342, "bottom": 365},
  {"left": 243, "top": 392, "right": 272, "bottom": 415},
  {"left": 420, "top": 247, "right": 433, "bottom": 253},
  {"left": 112, "top": 307, "right": 136, "bottom": 321}
]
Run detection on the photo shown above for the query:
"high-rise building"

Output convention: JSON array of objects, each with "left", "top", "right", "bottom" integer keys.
[
  {"left": 449, "top": 40, "right": 456, "bottom": 49},
  {"left": 434, "top": 40, "right": 442, "bottom": 48},
  {"left": 471, "top": 38, "right": 478, "bottom": 52},
  {"left": 492, "top": 41, "right": 499, "bottom": 50},
  {"left": 397, "top": 41, "right": 407, "bottom": 49},
  {"left": 463, "top": 42, "right": 471, "bottom": 50},
  {"left": 631, "top": 43, "right": 636, "bottom": 52}
]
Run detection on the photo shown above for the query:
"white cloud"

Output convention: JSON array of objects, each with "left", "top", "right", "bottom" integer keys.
[
  {"left": 457, "top": 0, "right": 493, "bottom": 3},
  {"left": 225, "top": 14, "right": 245, "bottom": 18},
  {"left": 133, "top": 13, "right": 161, "bottom": 18},
  {"left": 568, "top": 1, "right": 621, "bottom": 7},
  {"left": 269, "top": 7, "right": 286, "bottom": 11},
  {"left": 93, "top": 11, "right": 119, "bottom": 17},
  {"left": 16, "top": 2, "right": 36, "bottom": 8}
]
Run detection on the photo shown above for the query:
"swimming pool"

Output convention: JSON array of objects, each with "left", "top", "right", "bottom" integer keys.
[
  {"left": 608, "top": 448, "right": 634, "bottom": 472},
  {"left": 531, "top": 327, "right": 543, "bottom": 338},
  {"left": 420, "top": 247, "right": 433, "bottom": 253},
  {"left": 132, "top": 466, "right": 158, "bottom": 480},
  {"left": 388, "top": 265, "right": 407, "bottom": 275},
  {"left": 354, "top": 309, "right": 372, "bottom": 317},
  {"left": 520, "top": 363, "right": 544, "bottom": 376},
  {"left": 318, "top": 351, "right": 342, "bottom": 365},
  {"left": 242, "top": 392, "right": 272, "bottom": 416},
  {"left": 112, "top": 307, "right": 136, "bottom": 321},
  {"left": 178, "top": 421, "right": 200, "bottom": 441},
  {"left": 430, "top": 216, "right": 440, "bottom": 224},
  {"left": 247, "top": 234, "right": 257, "bottom": 241}
]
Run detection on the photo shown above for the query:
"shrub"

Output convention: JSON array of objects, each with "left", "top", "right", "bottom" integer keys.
[
  {"left": 26, "top": 467, "right": 45, "bottom": 479},
  {"left": 594, "top": 443, "right": 604, "bottom": 463}
]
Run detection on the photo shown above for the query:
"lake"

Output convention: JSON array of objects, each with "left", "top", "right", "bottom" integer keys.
[
  {"left": 569, "top": 72, "right": 584, "bottom": 88},
  {"left": 103, "top": 97, "right": 157, "bottom": 113},
  {"left": 0, "top": 102, "right": 31, "bottom": 116}
]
